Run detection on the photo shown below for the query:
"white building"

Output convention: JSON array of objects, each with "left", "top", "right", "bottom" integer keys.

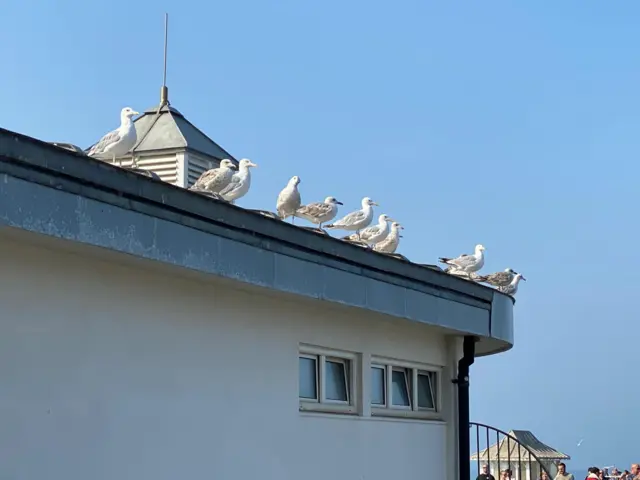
[{"left": 0, "top": 98, "right": 516, "bottom": 480}]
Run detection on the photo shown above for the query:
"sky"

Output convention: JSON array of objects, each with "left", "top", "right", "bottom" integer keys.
[{"left": 1, "top": 0, "right": 638, "bottom": 471}]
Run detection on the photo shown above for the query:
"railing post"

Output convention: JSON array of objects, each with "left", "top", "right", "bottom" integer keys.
[{"left": 457, "top": 336, "right": 476, "bottom": 480}]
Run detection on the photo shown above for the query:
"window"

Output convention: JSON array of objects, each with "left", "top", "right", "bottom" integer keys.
[
  {"left": 371, "top": 359, "right": 439, "bottom": 419},
  {"left": 299, "top": 345, "right": 357, "bottom": 414}
]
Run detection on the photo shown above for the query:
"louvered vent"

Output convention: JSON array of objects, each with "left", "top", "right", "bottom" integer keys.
[{"left": 107, "top": 154, "right": 179, "bottom": 185}]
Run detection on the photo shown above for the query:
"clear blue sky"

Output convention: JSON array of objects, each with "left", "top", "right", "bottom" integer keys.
[{"left": 2, "top": 0, "right": 638, "bottom": 470}]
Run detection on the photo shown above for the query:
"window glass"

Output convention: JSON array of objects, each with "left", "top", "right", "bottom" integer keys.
[
  {"left": 371, "top": 366, "right": 385, "bottom": 405},
  {"left": 299, "top": 356, "right": 318, "bottom": 399},
  {"left": 417, "top": 372, "right": 435, "bottom": 409},
  {"left": 391, "top": 369, "right": 410, "bottom": 406},
  {"left": 325, "top": 360, "right": 348, "bottom": 402}
]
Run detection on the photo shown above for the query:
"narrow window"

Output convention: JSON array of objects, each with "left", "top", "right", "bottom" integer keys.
[
  {"left": 325, "top": 358, "right": 349, "bottom": 402},
  {"left": 417, "top": 371, "right": 436, "bottom": 410},
  {"left": 371, "top": 366, "right": 386, "bottom": 405},
  {"left": 391, "top": 368, "right": 411, "bottom": 407},
  {"left": 299, "top": 356, "right": 318, "bottom": 400}
]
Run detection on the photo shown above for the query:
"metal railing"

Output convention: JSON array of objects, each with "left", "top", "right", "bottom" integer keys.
[{"left": 470, "top": 422, "right": 552, "bottom": 480}]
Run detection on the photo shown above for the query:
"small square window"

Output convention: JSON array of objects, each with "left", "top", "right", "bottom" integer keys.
[
  {"left": 391, "top": 368, "right": 411, "bottom": 407},
  {"left": 299, "top": 356, "right": 318, "bottom": 400},
  {"left": 325, "top": 359, "right": 349, "bottom": 402},
  {"left": 417, "top": 371, "right": 436, "bottom": 410},
  {"left": 371, "top": 366, "right": 386, "bottom": 405}
]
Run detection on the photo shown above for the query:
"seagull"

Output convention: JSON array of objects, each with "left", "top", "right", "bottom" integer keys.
[
  {"left": 87, "top": 107, "right": 139, "bottom": 167},
  {"left": 190, "top": 159, "right": 237, "bottom": 193},
  {"left": 445, "top": 268, "right": 482, "bottom": 281},
  {"left": 219, "top": 159, "right": 258, "bottom": 204},
  {"left": 276, "top": 176, "right": 302, "bottom": 223},
  {"left": 374, "top": 222, "right": 404, "bottom": 254},
  {"left": 498, "top": 273, "right": 526, "bottom": 296},
  {"left": 295, "top": 196, "right": 343, "bottom": 229},
  {"left": 439, "top": 244, "right": 486, "bottom": 273},
  {"left": 325, "top": 197, "right": 378, "bottom": 239},
  {"left": 476, "top": 268, "right": 518, "bottom": 287},
  {"left": 343, "top": 213, "right": 393, "bottom": 248}
]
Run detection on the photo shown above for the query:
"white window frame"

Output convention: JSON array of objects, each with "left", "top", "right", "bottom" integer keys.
[
  {"left": 370, "top": 357, "right": 442, "bottom": 420},
  {"left": 299, "top": 344, "right": 358, "bottom": 415}
]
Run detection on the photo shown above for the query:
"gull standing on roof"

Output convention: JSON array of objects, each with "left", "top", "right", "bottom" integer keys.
[
  {"left": 276, "top": 176, "right": 302, "bottom": 223},
  {"left": 446, "top": 268, "right": 482, "bottom": 281},
  {"left": 295, "top": 196, "right": 343, "bottom": 229},
  {"left": 190, "top": 159, "right": 237, "bottom": 193},
  {"left": 344, "top": 214, "right": 393, "bottom": 248},
  {"left": 219, "top": 159, "right": 258, "bottom": 204},
  {"left": 439, "top": 244, "right": 486, "bottom": 273},
  {"left": 325, "top": 197, "right": 377, "bottom": 239},
  {"left": 87, "top": 107, "right": 139, "bottom": 167},
  {"left": 374, "top": 222, "right": 404, "bottom": 254},
  {"left": 476, "top": 268, "right": 518, "bottom": 287},
  {"left": 498, "top": 273, "right": 526, "bottom": 296}
]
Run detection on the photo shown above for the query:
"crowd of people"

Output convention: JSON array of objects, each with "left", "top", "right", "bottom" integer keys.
[{"left": 477, "top": 462, "right": 640, "bottom": 480}]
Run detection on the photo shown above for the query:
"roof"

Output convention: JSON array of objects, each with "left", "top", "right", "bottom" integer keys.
[
  {"left": 0, "top": 127, "right": 516, "bottom": 356},
  {"left": 130, "top": 103, "right": 237, "bottom": 161},
  {"left": 471, "top": 430, "right": 570, "bottom": 461}
]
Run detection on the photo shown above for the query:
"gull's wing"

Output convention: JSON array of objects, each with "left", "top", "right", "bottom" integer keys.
[
  {"left": 334, "top": 209, "right": 365, "bottom": 227},
  {"left": 218, "top": 174, "right": 241, "bottom": 197},
  {"left": 191, "top": 168, "right": 220, "bottom": 190},
  {"left": 359, "top": 224, "right": 381, "bottom": 240},
  {"left": 88, "top": 128, "right": 121, "bottom": 156},
  {"left": 297, "top": 202, "right": 330, "bottom": 218}
]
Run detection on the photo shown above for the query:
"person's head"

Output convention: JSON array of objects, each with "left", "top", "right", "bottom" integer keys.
[
  {"left": 558, "top": 463, "right": 567, "bottom": 475},
  {"left": 481, "top": 465, "right": 489, "bottom": 474},
  {"left": 541, "top": 471, "right": 550, "bottom": 480},
  {"left": 632, "top": 465, "right": 640, "bottom": 476},
  {"left": 501, "top": 470, "right": 510, "bottom": 480}
]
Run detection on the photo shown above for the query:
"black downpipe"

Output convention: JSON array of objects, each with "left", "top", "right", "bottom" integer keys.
[{"left": 456, "top": 336, "right": 476, "bottom": 480}]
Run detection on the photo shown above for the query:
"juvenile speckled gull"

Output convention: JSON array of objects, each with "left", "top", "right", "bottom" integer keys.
[
  {"left": 374, "top": 222, "right": 404, "bottom": 254},
  {"left": 219, "top": 158, "right": 258, "bottom": 204},
  {"left": 276, "top": 176, "right": 302, "bottom": 223},
  {"left": 476, "top": 268, "right": 517, "bottom": 287},
  {"left": 295, "top": 196, "right": 343, "bottom": 229},
  {"left": 325, "top": 197, "right": 378, "bottom": 238},
  {"left": 344, "top": 213, "right": 393, "bottom": 247},
  {"left": 190, "top": 159, "right": 237, "bottom": 193},
  {"left": 87, "top": 107, "right": 139, "bottom": 167},
  {"left": 498, "top": 273, "right": 526, "bottom": 296},
  {"left": 439, "top": 244, "right": 486, "bottom": 273}
]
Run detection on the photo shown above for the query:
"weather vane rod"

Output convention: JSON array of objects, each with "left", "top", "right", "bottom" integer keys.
[{"left": 160, "top": 13, "right": 169, "bottom": 105}]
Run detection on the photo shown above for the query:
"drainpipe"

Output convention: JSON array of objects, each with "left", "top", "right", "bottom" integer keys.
[{"left": 456, "top": 336, "right": 477, "bottom": 480}]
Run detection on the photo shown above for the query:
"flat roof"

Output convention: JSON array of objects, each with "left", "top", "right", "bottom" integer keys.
[{"left": 0, "top": 127, "right": 515, "bottom": 356}]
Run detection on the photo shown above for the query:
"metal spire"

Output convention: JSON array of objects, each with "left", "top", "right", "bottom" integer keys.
[{"left": 160, "top": 13, "right": 169, "bottom": 106}]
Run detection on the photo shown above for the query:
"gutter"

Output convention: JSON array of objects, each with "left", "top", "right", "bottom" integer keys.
[{"left": 456, "top": 336, "right": 477, "bottom": 480}]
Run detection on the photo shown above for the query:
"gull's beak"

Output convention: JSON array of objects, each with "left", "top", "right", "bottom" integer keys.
[
  {"left": 249, "top": 162, "right": 258, "bottom": 168},
  {"left": 399, "top": 226, "right": 405, "bottom": 230},
  {"left": 399, "top": 235, "right": 404, "bottom": 238},
  {"left": 521, "top": 276, "right": 527, "bottom": 281},
  {"left": 131, "top": 111, "right": 140, "bottom": 116},
  {"left": 387, "top": 218, "right": 396, "bottom": 222},
  {"left": 336, "top": 201, "right": 344, "bottom": 205},
  {"left": 372, "top": 201, "right": 379, "bottom": 206}
]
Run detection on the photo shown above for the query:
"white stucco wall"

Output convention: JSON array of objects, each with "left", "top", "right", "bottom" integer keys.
[{"left": 0, "top": 233, "right": 461, "bottom": 480}]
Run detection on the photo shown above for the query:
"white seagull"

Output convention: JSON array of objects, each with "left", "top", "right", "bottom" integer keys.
[
  {"left": 374, "top": 222, "right": 404, "bottom": 254},
  {"left": 219, "top": 158, "right": 258, "bottom": 204},
  {"left": 439, "top": 244, "right": 486, "bottom": 273},
  {"left": 295, "top": 196, "right": 343, "bottom": 229},
  {"left": 325, "top": 197, "right": 378, "bottom": 238},
  {"left": 344, "top": 213, "right": 393, "bottom": 248},
  {"left": 446, "top": 268, "right": 482, "bottom": 281},
  {"left": 190, "top": 159, "right": 237, "bottom": 193},
  {"left": 276, "top": 176, "right": 302, "bottom": 223},
  {"left": 497, "top": 273, "right": 526, "bottom": 296},
  {"left": 476, "top": 268, "right": 517, "bottom": 287},
  {"left": 87, "top": 107, "right": 139, "bottom": 167}
]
